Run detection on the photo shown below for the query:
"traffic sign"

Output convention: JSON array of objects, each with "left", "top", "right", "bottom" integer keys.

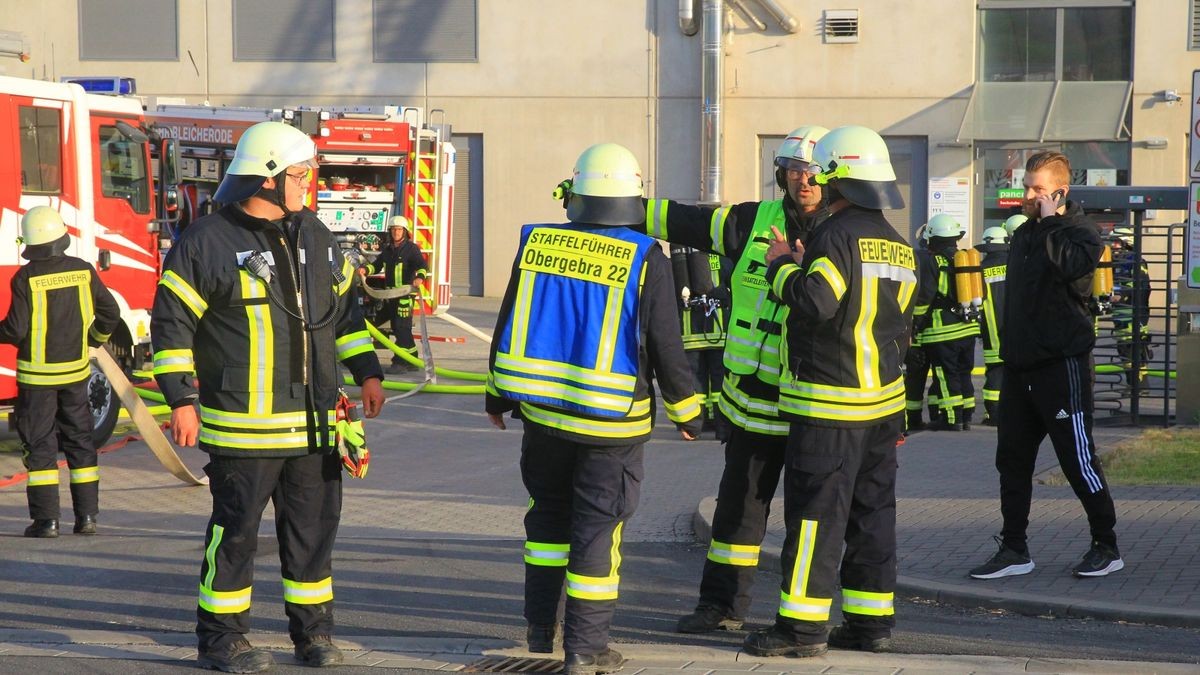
[{"left": 1191, "top": 70, "right": 1200, "bottom": 180}]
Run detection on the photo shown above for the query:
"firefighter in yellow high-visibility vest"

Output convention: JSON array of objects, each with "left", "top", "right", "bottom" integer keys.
[
  {"left": 0, "top": 207, "right": 120, "bottom": 539},
  {"left": 487, "top": 143, "right": 701, "bottom": 675}
]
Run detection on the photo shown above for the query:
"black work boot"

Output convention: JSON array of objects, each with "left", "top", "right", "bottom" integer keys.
[
  {"left": 676, "top": 605, "right": 744, "bottom": 633},
  {"left": 742, "top": 624, "right": 827, "bottom": 658},
  {"left": 24, "top": 519, "right": 59, "bottom": 538},
  {"left": 563, "top": 648, "right": 624, "bottom": 675},
  {"left": 959, "top": 406, "right": 972, "bottom": 431},
  {"left": 74, "top": 514, "right": 97, "bottom": 535},
  {"left": 294, "top": 635, "right": 343, "bottom": 667},
  {"left": 197, "top": 638, "right": 274, "bottom": 673},
  {"left": 526, "top": 623, "right": 558, "bottom": 653},
  {"left": 828, "top": 624, "right": 892, "bottom": 652}
]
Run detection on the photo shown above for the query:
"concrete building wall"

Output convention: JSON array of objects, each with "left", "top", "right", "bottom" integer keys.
[{"left": 2, "top": 0, "right": 1197, "bottom": 295}]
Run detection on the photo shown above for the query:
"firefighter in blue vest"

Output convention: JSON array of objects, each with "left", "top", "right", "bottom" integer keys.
[
  {"left": 0, "top": 206, "right": 120, "bottom": 538},
  {"left": 744, "top": 125, "right": 916, "bottom": 657},
  {"left": 641, "top": 125, "right": 832, "bottom": 634},
  {"left": 671, "top": 246, "right": 733, "bottom": 439},
  {"left": 487, "top": 143, "right": 702, "bottom": 675},
  {"left": 977, "top": 224, "right": 1012, "bottom": 425},
  {"left": 913, "top": 213, "right": 980, "bottom": 431},
  {"left": 152, "top": 121, "right": 384, "bottom": 673}
]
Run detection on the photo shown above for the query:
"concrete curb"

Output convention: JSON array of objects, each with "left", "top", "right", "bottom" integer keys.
[{"left": 693, "top": 497, "right": 1200, "bottom": 630}]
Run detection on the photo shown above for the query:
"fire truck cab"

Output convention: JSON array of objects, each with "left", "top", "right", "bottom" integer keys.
[
  {"left": 145, "top": 104, "right": 456, "bottom": 314},
  {"left": 0, "top": 75, "right": 177, "bottom": 447}
]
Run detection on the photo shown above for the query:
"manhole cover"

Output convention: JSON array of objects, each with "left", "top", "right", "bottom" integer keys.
[{"left": 463, "top": 655, "right": 563, "bottom": 673}]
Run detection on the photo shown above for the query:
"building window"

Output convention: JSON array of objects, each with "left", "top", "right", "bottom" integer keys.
[
  {"left": 19, "top": 107, "right": 62, "bottom": 195},
  {"left": 233, "top": 0, "right": 335, "bottom": 61},
  {"left": 373, "top": 0, "right": 477, "bottom": 62},
  {"left": 78, "top": 0, "right": 177, "bottom": 61},
  {"left": 979, "top": 4, "right": 1131, "bottom": 82}
]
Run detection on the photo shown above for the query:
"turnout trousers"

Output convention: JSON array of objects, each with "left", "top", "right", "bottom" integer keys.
[
  {"left": 521, "top": 426, "right": 642, "bottom": 655},
  {"left": 775, "top": 419, "right": 901, "bottom": 644},
  {"left": 696, "top": 425, "right": 787, "bottom": 618},
  {"left": 16, "top": 382, "right": 98, "bottom": 520},
  {"left": 389, "top": 298, "right": 417, "bottom": 362},
  {"left": 924, "top": 337, "right": 975, "bottom": 424},
  {"left": 902, "top": 344, "right": 929, "bottom": 423},
  {"left": 996, "top": 354, "right": 1118, "bottom": 552},
  {"left": 983, "top": 362, "right": 1004, "bottom": 422},
  {"left": 686, "top": 349, "right": 730, "bottom": 439},
  {"left": 197, "top": 452, "right": 343, "bottom": 652}
]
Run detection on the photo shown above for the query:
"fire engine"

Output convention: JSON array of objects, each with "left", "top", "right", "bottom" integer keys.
[
  {"left": 144, "top": 103, "right": 457, "bottom": 313},
  {"left": 0, "top": 75, "right": 178, "bottom": 447}
]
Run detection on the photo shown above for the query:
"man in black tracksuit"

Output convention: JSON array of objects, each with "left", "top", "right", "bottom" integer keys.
[
  {"left": 0, "top": 206, "right": 120, "bottom": 539},
  {"left": 152, "top": 122, "right": 384, "bottom": 673},
  {"left": 487, "top": 143, "right": 700, "bottom": 675},
  {"left": 359, "top": 216, "right": 428, "bottom": 373},
  {"left": 970, "top": 151, "right": 1122, "bottom": 581}
]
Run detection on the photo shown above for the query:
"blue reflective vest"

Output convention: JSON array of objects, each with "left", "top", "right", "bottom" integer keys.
[{"left": 491, "top": 223, "right": 656, "bottom": 417}]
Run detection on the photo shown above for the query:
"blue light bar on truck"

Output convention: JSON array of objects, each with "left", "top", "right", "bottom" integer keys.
[{"left": 60, "top": 76, "right": 137, "bottom": 95}]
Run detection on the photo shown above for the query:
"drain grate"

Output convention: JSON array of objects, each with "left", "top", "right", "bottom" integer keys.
[{"left": 463, "top": 655, "right": 563, "bottom": 673}]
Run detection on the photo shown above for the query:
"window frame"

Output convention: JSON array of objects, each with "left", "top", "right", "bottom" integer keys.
[
  {"left": 98, "top": 124, "right": 151, "bottom": 214},
  {"left": 977, "top": 1, "right": 1133, "bottom": 82},
  {"left": 18, "top": 106, "right": 64, "bottom": 196},
  {"left": 77, "top": 0, "right": 179, "bottom": 61}
]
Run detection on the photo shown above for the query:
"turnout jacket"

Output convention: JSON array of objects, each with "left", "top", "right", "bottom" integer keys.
[
  {"left": 151, "top": 205, "right": 383, "bottom": 457},
  {"left": 365, "top": 238, "right": 427, "bottom": 291},
  {"left": 486, "top": 221, "right": 701, "bottom": 445},
  {"left": 1001, "top": 202, "right": 1103, "bottom": 371},
  {"left": 766, "top": 205, "right": 917, "bottom": 427},
  {"left": 976, "top": 243, "right": 1009, "bottom": 364},
  {"left": 644, "top": 195, "right": 829, "bottom": 436},
  {"left": 0, "top": 255, "right": 119, "bottom": 388},
  {"left": 913, "top": 243, "right": 981, "bottom": 344}
]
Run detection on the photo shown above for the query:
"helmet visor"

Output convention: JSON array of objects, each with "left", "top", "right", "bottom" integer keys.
[{"left": 774, "top": 156, "right": 821, "bottom": 174}]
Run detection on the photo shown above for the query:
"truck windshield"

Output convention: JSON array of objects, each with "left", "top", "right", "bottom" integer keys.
[{"left": 99, "top": 125, "right": 150, "bottom": 213}]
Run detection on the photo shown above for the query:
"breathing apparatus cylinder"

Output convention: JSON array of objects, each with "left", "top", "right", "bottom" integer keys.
[
  {"left": 953, "top": 248, "right": 983, "bottom": 311},
  {"left": 1093, "top": 244, "right": 1113, "bottom": 298}
]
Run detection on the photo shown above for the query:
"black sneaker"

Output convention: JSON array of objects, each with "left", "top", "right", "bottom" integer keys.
[
  {"left": 563, "top": 648, "right": 623, "bottom": 675},
  {"left": 294, "top": 635, "right": 343, "bottom": 667},
  {"left": 197, "top": 639, "right": 274, "bottom": 673},
  {"left": 742, "top": 624, "right": 827, "bottom": 658},
  {"left": 828, "top": 624, "right": 891, "bottom": 653},
  {"left": 969, "top": 536, "right": 1034, "bottom": 579},
  {"left": 676, "top": 604, "right": 744, "bottom": 633},
  {"left": 1073, "top": 541, "right": 1124, "bottom": 578},
  {"left": 526, "top": 623, "right": 557, "bottom": 653}
]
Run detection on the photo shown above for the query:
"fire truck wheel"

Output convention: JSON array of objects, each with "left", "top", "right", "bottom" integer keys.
[{"left": 87, "top": 363, "right": 120, "bottom": 449}]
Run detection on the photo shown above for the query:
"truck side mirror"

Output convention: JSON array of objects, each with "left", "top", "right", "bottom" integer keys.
[{"left": 98, "top": 249, "right": 112, "bottom": 271}]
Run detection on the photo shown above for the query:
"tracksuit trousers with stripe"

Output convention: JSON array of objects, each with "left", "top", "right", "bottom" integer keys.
[
  {"left": 197, "top": 452, "right": 343, "bottom": 652},
  {"left": 17, "top": 382, "right": 98, "bottom": 520},
  {"left": 697, "top": 425, "right": 787, "bottom": 619},
  {"left": 996, "top": 353, "right": 1118, "bottom": 553},
  {"left": 775, "top": 419, "right": 901, "bottom": 644},
  {"left": 521, "top": 427, "right": 642, "bottom": 655}
]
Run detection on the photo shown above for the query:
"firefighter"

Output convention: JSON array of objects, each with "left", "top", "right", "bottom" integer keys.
[
  {"left": 903, "top": 226, "right": 931, "bottom": 433},
  {"left": 0, "top": 206, "right": 120, "bottom": 538},
  {"left": 671, "top": 246, "right": 733, "bottom": 439},
  {"left": 640, "top": 125, "right": 832, "bottom": 634},
  {"left": 743, "top": 125, "right": 915, "bottom": 657},
  {"left": 977, "top": 225, "right": 1010, "bottom": 426},
  {"left": 487, "top": 143, "right": 701, "bottom": 675},
  {"left": 913, "top": 213, "right": 980, "bottom": 431},
  {"left": 358, "top": 215, "right": 428, "bottom": 373},
  {"left": 151, "top": 121, "right": 384, "bottom": 673},
  {"left": 1004, "top": 213, "right": 1027, "bottom": 239}
]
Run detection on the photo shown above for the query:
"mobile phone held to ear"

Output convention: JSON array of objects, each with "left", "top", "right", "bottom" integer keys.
[{"left": 1051, "top": 189, "right": 1066, "bottom": 208}]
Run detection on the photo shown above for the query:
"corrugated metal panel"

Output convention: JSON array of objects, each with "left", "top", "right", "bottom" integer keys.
[
  {"left": 79, "top": 0, "right": 177, "bottom": 61},
  {"left": 373, "top": 0, "right": 477, "bottom": 62},
  {"left": 1193, "top": 0, "right": 1200, "bottom": 50},
  {"left": 233, "top": 0, "right": 335, "bottom": 62}
]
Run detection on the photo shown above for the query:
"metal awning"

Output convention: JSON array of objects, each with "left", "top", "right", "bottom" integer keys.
[{"left": 957, "top": 80, "right": 1132, "bottom": 142}]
